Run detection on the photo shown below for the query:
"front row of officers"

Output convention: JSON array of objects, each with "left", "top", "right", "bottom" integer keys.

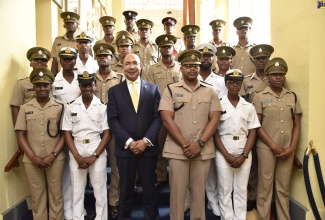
[{"left": 13, "top": 38, "right": 301, "bottom": 220}]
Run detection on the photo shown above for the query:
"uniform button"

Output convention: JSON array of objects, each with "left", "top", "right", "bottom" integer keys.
[
  {"left": 102, "top": 93, "right": 105, "bottom": 95},
  {"left": 249, "top": 92, "right": 252, "bottom": 94},
  {"left": 193, "top": 136, "right": 196, "bottom": 139},
  {"left": 193, "top": 121, "right": 196, "bottom": 124},
  {"left": 241, "top": 57, "right": 244, "bottom": 59},
  {"left": 40, "top": 122, "right": 43, "bottom": 125},
  {"left": 241, "top": 66, "right": 243, "bottom": 68},
  {"left": 281, "top": 120, "right": 284, "bottom": 123},
  {"left": 42, "top": 144, "right": 44, "bottom": 146},
  {"left": 41, "top": 133, "right": 44, "bottom": 136},
  {"left": 103, "top": 84, "right": 105, "bottom": 86},
  {"left": 144, "top": 56, "right": 147, "bottom": 59},
  {"left": 281, "top": 131, "right": 284, "bottom": 134},
  {"left": 279, "top": 98, "right": 281, "bottom": 101},
  {"left": 168, "top": 80, "right": 170, "bottom": 82},
  {"left": 31, "top": 94, "right": 34, "bottom": 96},
  {"left": 281, "top": 108, "right": 283, "bottom": 111},
  {"left": 193, "top": 107, "right": 195, "bottom": 110}
]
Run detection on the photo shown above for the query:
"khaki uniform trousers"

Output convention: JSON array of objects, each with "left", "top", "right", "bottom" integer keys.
[
  {"left": 169, "top": 158, "right": 210, "bottom": 220},
  {"left": 256, "top": 147, "right": 294, "bottom": 220},
  {"left": 156, "top": 126, "right": 168, "bottom": 182},
  {"left": 248, "top": 144, "right": 258, "bottom": 200},
  {"left": 107, "top": 135, "right": 120, "bottom": 206},
  {"left": 24, "top": 160, "right": 64, "bottom": 220}
]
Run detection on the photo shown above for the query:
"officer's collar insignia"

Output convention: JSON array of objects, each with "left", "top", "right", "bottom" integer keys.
[
  {"left": 165, "top": 37, "right": 168, "bottom": 41},
  {"left": 191, "top": 54, "right": 195, "bottom": 59},
  {"left": 222, "top": 49, "right": 226, "bottom": 53},
  {"left": 80, "top": 32, "right": 86, "bottom": 39},
  {"left": 128, "top": 12, "right": 131, "bottom": 16},
  {"left": 216, "top": 21, "right": 219, "bottom": 25},
  {"left": 38, "top": 50, "right": 43, "bottom": 54},
  {"left": 189, "top": 28, "right": 192, "bottom": 31},
  {"left": 65, "top": 48, "right": 71, "bottom": 53},
  {"left": 241, "top": 20, "right": 244, "bottom": 24},
  {"left": 275, "top": 62, "right": 280, "bottom": 66},
  {"left": 259, "top": 48, "right": 262, "bottom": 52},
  {"left": 67, "top": 15, "right": 70, "bottom": 19},
  {"left": 122, "top": 35, "right": 126, "bottom": 39},
  {"left": 203, "top": 47, "right": 209, "bottom": 53},
  {"left": 142, "top": 22, "right": 145, "bottom": 25},
  {"left": 83, "top": 71, "right": 89, "bottom": 77},
  {"left": 39, "top": 72, "right": 44, "bottom": 76},
  {"left": 233, "top": 70, "right": 240, "bottom": 75},
  {"left": 100, "top": 46, "right": 104, "bottom": 51},
  {"left": 106, "top": 20, "right": 109, "bottom": 23}
]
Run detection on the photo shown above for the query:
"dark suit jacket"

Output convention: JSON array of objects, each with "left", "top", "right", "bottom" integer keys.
[{"left": 107, "top": 79, "right": 161, "bottom": 158}]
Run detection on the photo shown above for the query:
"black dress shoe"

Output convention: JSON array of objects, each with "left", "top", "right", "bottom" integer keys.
[
  {"left": 109, "top": 205, "right": 118, "bottom": 220},
  {"left": 247, "top": 200, "right": 256, "bottom": 211},
  {"left": 155, "top": 180, "right": 168, "bottom": 190}
]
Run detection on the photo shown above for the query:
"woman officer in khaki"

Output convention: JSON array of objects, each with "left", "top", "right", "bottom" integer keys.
[
  {"left": 253, "top": 57, "right": 302, "bottom": 220},
  {"left": 15, "top": 68, "right": 65, "bottom": 220}
]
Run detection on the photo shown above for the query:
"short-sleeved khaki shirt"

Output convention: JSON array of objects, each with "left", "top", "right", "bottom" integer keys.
[
  {"left": 232, "top": 43, "right": 255, "bottom": 76},
  {"left": 241, "top": 72, "right": 269, "bottom": 102},
  {"left": 10, "top": 77, "right": 35, "bottom": 107},
  {"left": 94, "top": 70, "right": 124, "bottom": 102},
  {"left": 159, "top": 80, "right": 222, "bottom": 160},
  {"left": 133, "top": 40, "right": 158, "bottom": 76},
  {"left": 111, "top": 61, "right": 123, "bottom": 74},
  {"left": 15, "top": 98, "right": 65, "bottom": 163},
  {"left": 144, "top": 60, "right": 181, "bottom": 94},
  {"left": 253, "top": 86, "right": 302, "bottom": 150}
]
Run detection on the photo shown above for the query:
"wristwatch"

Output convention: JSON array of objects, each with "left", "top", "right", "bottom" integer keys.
[
  {"left": 51, "top": 152, "right": 58, "bottom": 158},
  {"left": 92, "top": 152, "right": 99, "bottom": 158},
  {"left": 197, "top": 140, "right": 205, "bottom": 148},
  {"left": 241, "top": 152, "right": 249, "bottom": 159}
]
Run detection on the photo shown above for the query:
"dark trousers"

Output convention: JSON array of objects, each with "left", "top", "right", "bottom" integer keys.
[{"left": 117, "top": 155, "right": 159, "bottom": 220}]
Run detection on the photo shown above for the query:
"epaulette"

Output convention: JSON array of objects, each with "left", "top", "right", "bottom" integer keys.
[
  {"left": 219, "top": 97, "right": 223, "bottom": 100},
  {"left": 200, "top": 81, "right": 213, "bottom": 87},
  {"left": 244, "top": 73, "right": 253, "bottom": 78},
  {"left": 101, "top": 101, "right": 107, "bottom": 105},
  {"left": 67, "top": 100, "right": 75, "bottom": 105},
  {"left": 17, "top": 76, "right": 28, "bottom": 82}
]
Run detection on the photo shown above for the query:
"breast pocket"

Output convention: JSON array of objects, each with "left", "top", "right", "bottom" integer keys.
[
  {"left": 90, "top": 114, "right": 101, "bottom": 125},
  {"left": 262, "top": 102, "right": 278, "bottom": 117},
  {"left": 198, "top": 98, "right": 212, "bottom": 115},
  {"left": 173, "top": 97, "right": 189, "bottom": 114},
  {"left": 241, "top": 113, "right": 251, "bottom": 123},
  {"left": 24, "top": 90, "right": 35, "bottom": 102},
  {"left": 220, "top": 113, "right": 231, "bottom": 122},
  {"left": 71, "top": 115, "right": 81, "bottom": 124},
  {"left": 26, "top": 114, "right": 36, "bottom": 130},
  {"left": 153, "top": 74, "right": 166, "bottom": 86}
]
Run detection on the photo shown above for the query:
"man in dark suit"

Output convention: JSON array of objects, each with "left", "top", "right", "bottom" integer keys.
[{"left": 107, "top": 53, "right": 161, "bottom": 220}]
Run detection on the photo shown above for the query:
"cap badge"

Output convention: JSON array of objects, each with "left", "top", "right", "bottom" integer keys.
[
  {"left": 258, "top": 48, "right": 262, "bottom": 52},
  {"left": 241, "top": 20, "right": 244, "bottom": 24},
  {"left": 165, "top": 37, "right": 168, "bottom": 41},
  {"left": 216, "top": 21, "right": 219, "bottom": 25},
  {"left": 142, "top": 22, "right": 145, "bottom": 25},
  {"left": 122, "top": 35, "right": 126, "bottom": 39},
  {"left": 80, "top": 32, "right": 86, "bottom": 39},
  {"left": 38, "top": 50, "right": 43, "bottom": 54},
  {"left": 275, "top": 62, "right": 280, "bottom": 67},
  {"left": 43, "top": 54, "right": 47, "bottom": 58},
  {"left": 100, "top": 46, "right": 104, "bottom": 51},
  {"left": 168, "top": 19, "right": 171, "bottom": 22},
  {"left": 67, "top": 15, "right": 70, "bottom": 19},
  {"left": 106, "top": 20, "right": 109, "bottom": 23},
  {"left": 191, "top": 54, "right": 195, "bottom": 60},
  {"left": 233, "top": 70, "right": 240, "bottom": 75},
  {"left": 203, "top": 47, "right": 209, "bottom": 53},
  {"left": 83, "top": 71, "right": 89, "bottom": 77},
  {"left": 189, "top": 28, "right": 192, "bottom": 31},
  {"left": 65, "top": 48, "right": 71, "bottom": 53},
  {"left": 222, "top": 49, "right": 226, "bottom": 53},
  {"left": 39, "top": 72, "right": 44, "bottom": 76},
  {"left": 128, "top": 12, "right": 131, "bottom": 16}
]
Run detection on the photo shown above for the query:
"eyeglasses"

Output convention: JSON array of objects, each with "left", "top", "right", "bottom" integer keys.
[
  {"left": 226, "top": 80, "right": 242, "bottom": 85},
  {"left": 182, "top": 64, "right": 199, "bottom": 69}
]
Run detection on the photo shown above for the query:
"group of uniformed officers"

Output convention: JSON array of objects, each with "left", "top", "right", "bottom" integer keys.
[{"left": 11, "top": 8, "right": 301, "bottom": 220}]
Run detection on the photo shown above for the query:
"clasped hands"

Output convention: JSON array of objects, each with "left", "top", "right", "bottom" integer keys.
[{"left": 183, "top": 142, "right": 201, "bottom": 158}]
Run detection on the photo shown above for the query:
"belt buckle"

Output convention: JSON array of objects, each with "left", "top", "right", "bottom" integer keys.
[
  {"left": 233, "top": 136, "right": 239, "bottom": 140},
  {"left": 83, "top": 139, "right": 90, "bottom": 144}
]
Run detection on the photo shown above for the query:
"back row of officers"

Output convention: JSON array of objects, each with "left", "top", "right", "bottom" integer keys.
[{"left": 11, "top": 9, "right": 301, "bottom": 220}]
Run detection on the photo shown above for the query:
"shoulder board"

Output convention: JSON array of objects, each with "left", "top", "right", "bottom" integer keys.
[
  {"left": 101, "top": 101, "right": 107, "bottom": 105},
  {"left": 17, "top": 76, "right": 28, "bottom": 81},
  {"left": 219, "top": 97, "right": 223, "bottom": 100},
  {"left": 200, "top": 81, "right": 213, "bottom": 87},
  {"left": 67, "top": 100, "right": 75, "bottom": 105},
  {"left": 244, "top": 73, "right": 253, "bottom": 78}
]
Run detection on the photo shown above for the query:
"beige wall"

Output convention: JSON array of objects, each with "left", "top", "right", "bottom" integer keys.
[
  {"left": 270, "top": 0, "right": 325, "bottom": 218},
  {"left": 0, "top": 0, "right": 37, "bottom": 218}
]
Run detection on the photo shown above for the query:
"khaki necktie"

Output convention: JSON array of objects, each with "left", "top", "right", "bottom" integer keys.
[{"left": 130, "top": 81, "right": 138, "bottom": 112}]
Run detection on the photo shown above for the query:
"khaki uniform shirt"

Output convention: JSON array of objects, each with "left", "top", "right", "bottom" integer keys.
[
  {"left": 253, "top": 87, "right": 302, "bottom": 150},
  {"left": 130, "top": 29, "right": 140, "bottom": 42},
  {"left": 133, "top": 40, "right": 158, "bottom": 76},
  {"left": 94, "top": 70, "right": 124, "bottom": 102},
  {"left": 15, "top": 98, "right": 65, "bottom": 163},
  {"left": 111, "top": 61, "right": 123, "bottom": 74},
  {"left": 95, "top": 37, "right": 118, "bottom": 65},
  {"left": 232, "top": 43, "right": 255, "bottom": 76},
  {"left": 159, "top": 80, "right": 222, "bottom": 160},
  {"left": 241, "top": 72, "right": 268, "bottom": 102},
  {"left": 10, "top": 77, "right": 35, "bottom": 107},
  {"left": 144, "top": 60, "right": 181, "bottom": 94},
  {"left": 209, "top": 39, "right": 230, "bottom": 47},
  {"left": 51, "top": 34, "right": 77, "bottom": 71}
]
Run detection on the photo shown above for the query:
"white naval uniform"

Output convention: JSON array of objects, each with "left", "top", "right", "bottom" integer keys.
[
  {"left": 52, "top": 71, "right": 81, "bottom": 219},
  {"left": 75, "top": 55, "right": 99, "bottom": 73},
  {"left": 62, "top": 96, "right": 109, "bottom": 220},
  {"left": 216, "top": 96, "right": 260, "bottom": 220},
  {"left": 198, "top": 72, "right": 227, "bottom": 216}
]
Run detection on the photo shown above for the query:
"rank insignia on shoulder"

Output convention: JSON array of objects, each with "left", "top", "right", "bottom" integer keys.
[
  {"left": 174, "top": 93, "right": 183, "bottom": 97},
  {"left": 221, "top": 110, "right": 226, "bottom": 115},
  {"left": 71, "top": 113, "right": 77, "bottom": 116},
  {"left": 67, "top": 100, "right": 75, "bottom": 105},
  {"left": 55, "top": 87, "right": 63, "bottom": 90},
  {"left": 25, "top": 111, "right": 33, "bottom": 114},
  {"left": 263, "top": 99, "right": 273, "bottom": 103},
  {"left": 101, "top": 101, "right": 107, "bottom": 105},
  {"left": 246, "top": 85, "right": 253, "bottom": 89},
  {"left": 18, "top": 77, "right": 28, "bottom": 81},
  {"left": 26, "top": 88, "right": 34, "bottom": 92}
]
